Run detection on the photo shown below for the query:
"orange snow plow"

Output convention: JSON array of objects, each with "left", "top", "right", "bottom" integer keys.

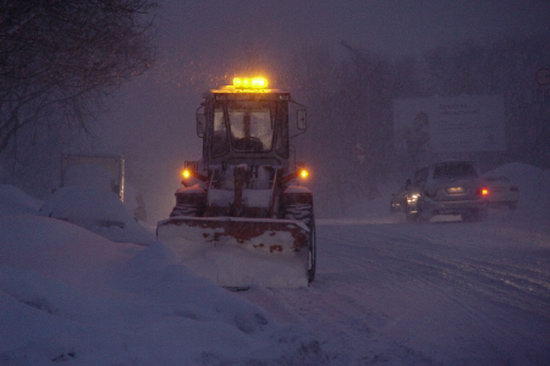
[
  {"left": 157, "top": 77, "right": 316, "bottom": 288},
  {"left": 157, "top": 217, "right": 311, "bottom": 288}
]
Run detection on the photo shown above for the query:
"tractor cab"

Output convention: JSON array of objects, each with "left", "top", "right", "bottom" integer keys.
[{"left": 196, "top": 77, "right": 305, "bottom": 168}]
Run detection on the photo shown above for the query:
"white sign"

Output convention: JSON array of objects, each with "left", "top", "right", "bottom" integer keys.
[{"left": 393, "top": 95, "right": 506, "bottom": 153}]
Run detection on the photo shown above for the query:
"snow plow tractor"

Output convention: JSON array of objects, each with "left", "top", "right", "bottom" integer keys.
[{"left": 157, "top": 77, "right": 315, "bottom": 288}]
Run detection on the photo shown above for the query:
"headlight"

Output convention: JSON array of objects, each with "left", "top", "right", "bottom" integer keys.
[{"left": 407, "top": 193, "right": 420, "bottom": 204}]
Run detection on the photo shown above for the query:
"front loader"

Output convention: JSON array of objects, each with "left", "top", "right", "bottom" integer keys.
[{"left": 157, "top": 77, "right": 315, "bottom": 288}]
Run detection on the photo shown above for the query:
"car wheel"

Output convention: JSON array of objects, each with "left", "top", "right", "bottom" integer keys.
[
  {"left": 406, "top": 209, "right": 428, "bottom": 223},
  {"left": 406, "top": 212, "right": 420, "bottom": 223}
]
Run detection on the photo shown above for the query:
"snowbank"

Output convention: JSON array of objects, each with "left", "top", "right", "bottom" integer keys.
[
  {"left": 484, "top": 162, "right": 550, "bottom": 216},
  {"left": 0, "top": 184, "right": 42, "bottom": 216},
  {"left": 39, "top": 186, "right": 157, "bottom": 245},
  {"left": 0, "top": 215, "right": 325, "bottom": 365}
]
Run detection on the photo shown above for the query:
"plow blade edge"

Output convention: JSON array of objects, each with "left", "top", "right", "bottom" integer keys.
[{"left": 156, "top": 216, "right": 310, "bottom": 288}]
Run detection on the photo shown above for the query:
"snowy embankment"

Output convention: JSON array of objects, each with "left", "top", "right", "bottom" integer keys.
[
  {"left": 0, "top": 185, "right": 325, "bottom": 365},
  {"left": 39, "top": 186, "right": 157, "bottom": 246}
]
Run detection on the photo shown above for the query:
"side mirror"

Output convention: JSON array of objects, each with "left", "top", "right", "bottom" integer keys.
[
  {"left": 297, "top": 108, "right": 307, "bottom": 131},
  {"left": 196, "top": 106, "right": 205, "bottom": 138}
]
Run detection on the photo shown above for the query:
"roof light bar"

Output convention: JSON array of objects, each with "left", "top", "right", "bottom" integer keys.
[{"left": 232, "top": 77, "right": 269, "bottom": 89}]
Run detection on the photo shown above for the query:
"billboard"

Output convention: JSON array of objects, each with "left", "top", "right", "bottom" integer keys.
[{"left": 393, "top": 95, "right": 506, "bottom": 153}]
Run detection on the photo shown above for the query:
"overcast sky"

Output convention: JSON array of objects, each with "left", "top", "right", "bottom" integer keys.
[
  {"left": 141, "top": 0, "right": 550, "bottom": 102},
  {"left": 157, "top": 0, "right": 550, "bottom": 58}
]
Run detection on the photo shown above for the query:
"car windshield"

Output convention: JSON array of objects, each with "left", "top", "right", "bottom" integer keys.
[{"left": 433, "top": 162, "right": 477, "bottom": 179}]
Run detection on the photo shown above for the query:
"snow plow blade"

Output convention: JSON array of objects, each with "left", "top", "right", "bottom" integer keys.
[{"left": 156, "top": 216, "right": 311, "bottom": 288}]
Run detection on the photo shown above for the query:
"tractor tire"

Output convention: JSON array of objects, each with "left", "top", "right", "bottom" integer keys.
[
  {"left": 406, "top": 212, "right": 420, "bottom": 223},
  {"left": 307, "top": 220, "right": 317, "bottom": 283},
  {"left": 285, "top": 202, "right": 316, "bottom": 283},
  {"left": 170, "top": 192, "right": 206, "bottom": 217}
]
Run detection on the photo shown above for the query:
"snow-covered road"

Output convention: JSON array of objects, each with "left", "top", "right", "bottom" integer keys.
[{"left": 240, "top": 212, "right": 550, "bottom": 365}]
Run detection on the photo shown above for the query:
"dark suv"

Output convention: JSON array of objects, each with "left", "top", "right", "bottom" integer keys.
[{"left": 404, "top": 161, "right": 489, "bottom": 222}]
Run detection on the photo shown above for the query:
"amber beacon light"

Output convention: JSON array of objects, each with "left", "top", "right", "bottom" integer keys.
[
  {"left": 181, "top": 168, "right": 192, "bottom": 180},
  {"left": 232, "top": 77, "right": 269, "bottom": 89}
]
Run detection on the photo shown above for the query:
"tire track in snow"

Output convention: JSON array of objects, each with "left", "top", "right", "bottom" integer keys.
[
  {"left": 316, "top": 223, "right": 550, "bottom": 362},
  {"left": 264, "top": 283, "right": 434, "bottom": 365},
  {"left": 326, "top": 224, "right": 550, "bottom": 323},
  {"left": 242, "top": 224, "right": 436, "bottom": 365}
]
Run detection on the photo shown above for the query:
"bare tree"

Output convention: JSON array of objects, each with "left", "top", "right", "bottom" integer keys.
[{"left": 0, "top": 0, "right": 157, "bottom": 155}]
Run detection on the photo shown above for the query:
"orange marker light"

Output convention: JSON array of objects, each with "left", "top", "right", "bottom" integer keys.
[
  {"left": 232, "top": 77, "right": 243, "bottom": 88},
  {"left": 299, "top": 168, "right": 310, "bottom": 179},
  {"left": 481, "top": 187, "right": 489, "bottom": 196},
  {"left": 251, "top": 77, "right": 268, "bottom": 88},
  {"left": 181, "top": 168, "right": 192, "bottom": 179}
]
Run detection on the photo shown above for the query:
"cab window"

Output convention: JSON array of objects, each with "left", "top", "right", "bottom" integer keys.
[
  {"left": 227, "top": 101, "right": 274, "bottom": 152},
  {"left": 274, "top": 101, "right": 289, "bottom": 157},
  {"left": 212, "top": 108, "right": 229, "bottom": 156}
]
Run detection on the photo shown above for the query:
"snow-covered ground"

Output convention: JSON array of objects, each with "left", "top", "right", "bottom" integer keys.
[
  {"left": 39, "top": 186, "right": 157, "bottom": 246},
  {"left": 1, "top": 163, "right": 549, "bottom": 365},
  {"left": 0, "top": 186, "right": 324, "bottom": 365},
  {"left": 240, "top": 214, "right": 550, "bottom": 364}
]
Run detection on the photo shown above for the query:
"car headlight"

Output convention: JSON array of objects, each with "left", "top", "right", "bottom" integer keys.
[{"left": 407, "top": 193, "right": 421, "bottom": 204}]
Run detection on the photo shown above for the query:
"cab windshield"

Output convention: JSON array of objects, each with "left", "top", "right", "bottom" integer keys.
[
  {"left": 228, "top": 101, "right": 274, "bottom": 152},
  {"left": 213, "top": 100, "right": 274, "bottom": 153},
  {"left": 211, "top": 98, "right": 289, "bottom": 158}
]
